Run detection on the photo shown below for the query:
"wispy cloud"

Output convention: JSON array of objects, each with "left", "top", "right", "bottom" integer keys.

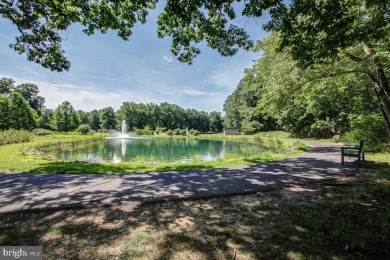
[
  {"left": 85, "top": 75, "right": 128, "bottom": 82},
  {"left": 163, "top": 55, "right": 174, "bottom": 62},
  {"left": 181, "top": 88, "right": 208, "bottom": 96},
  {"left": 0, "top": 75, "right": 83, "bottom": 89}
]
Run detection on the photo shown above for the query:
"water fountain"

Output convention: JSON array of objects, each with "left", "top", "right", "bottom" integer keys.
[{"left": 105, "top": 120, "right": 153, "bottom": 140}]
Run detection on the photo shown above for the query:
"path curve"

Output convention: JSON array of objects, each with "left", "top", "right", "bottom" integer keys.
[{"left": 0, "top": 141, "right": 358, "bottom": 213}]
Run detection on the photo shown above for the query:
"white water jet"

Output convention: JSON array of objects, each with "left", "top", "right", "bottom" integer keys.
[{"left": 105, "top": 119, "right": 153, "bottom": 140}]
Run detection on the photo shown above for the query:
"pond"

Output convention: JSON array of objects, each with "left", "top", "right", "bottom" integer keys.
[{"left": 58, "top": 138, "right": 262, "bottom": 163}]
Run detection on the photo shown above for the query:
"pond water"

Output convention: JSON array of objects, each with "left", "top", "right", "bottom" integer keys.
[{"left": 58, "top": 138, "right": 261, "bottom": 163}]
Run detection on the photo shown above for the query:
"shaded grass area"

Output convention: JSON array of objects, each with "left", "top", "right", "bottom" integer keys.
[{"left": 1, "top": 170, "right": 388, "bottom": 259}]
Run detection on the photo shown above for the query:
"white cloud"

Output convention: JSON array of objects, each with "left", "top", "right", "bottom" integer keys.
[
  {"left": 163, "top": 55, "right": 174, "bottom": 62},
  {"left": 42, "top": 87, "right": 134, "bottom": 111},
  {"left": 180, "top": 87, "right": 208, "bottom": 96}
]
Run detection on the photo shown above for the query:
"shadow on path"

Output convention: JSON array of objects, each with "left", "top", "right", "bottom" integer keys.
[{"left": 0, "top": 144, "right": 358, "bottom": 212}]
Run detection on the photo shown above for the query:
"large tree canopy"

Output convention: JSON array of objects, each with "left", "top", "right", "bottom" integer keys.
[
  {"left": 2, "top": 1, "right": 389, "bottom": 134},
  {"left": 0, "top": 0, "right": 157, "bottom": 71},
  {"left": 1, "top": 1, "right": 388, "bottom": 70}
]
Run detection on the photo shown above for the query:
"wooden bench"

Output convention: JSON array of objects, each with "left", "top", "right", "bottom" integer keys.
[{"left": 341, "top": 140, "right": 365, "bottom": 167}]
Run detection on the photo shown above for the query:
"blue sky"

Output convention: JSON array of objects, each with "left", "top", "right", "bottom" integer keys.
[{"left": 0, "top": 2, "right": 269, "bottom": 113}]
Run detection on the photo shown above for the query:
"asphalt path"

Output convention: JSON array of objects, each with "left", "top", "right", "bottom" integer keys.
[{"left": 0, "top": 141, "right": 358, "bottom": 213}]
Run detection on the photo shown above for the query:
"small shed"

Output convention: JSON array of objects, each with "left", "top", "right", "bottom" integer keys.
[{"left": 223, "top": 127, "right": 241, "bottom": 135}]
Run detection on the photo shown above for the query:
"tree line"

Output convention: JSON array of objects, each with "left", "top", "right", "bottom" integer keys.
[
  {"left": 224, "top": 31, "right": 389, "bottom": 150},
  {"left": 0, "top": 78, "right": 223, "bottom": 134}
]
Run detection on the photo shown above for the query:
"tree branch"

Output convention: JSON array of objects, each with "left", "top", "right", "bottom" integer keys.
[{"left": 300, "top": 69, "right": 366, "bottom": 86}]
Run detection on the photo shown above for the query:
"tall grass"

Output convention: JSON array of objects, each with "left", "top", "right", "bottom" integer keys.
[
  {"left": 0, "top": 129, "right": 34, "bottom": 145},
  {"left": 34, "top": 134, "right": 105, "bottom": 152}
]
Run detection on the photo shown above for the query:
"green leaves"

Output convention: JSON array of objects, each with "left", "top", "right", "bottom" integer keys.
[
  {"left": 1, "top": 0, "right": 157, "bottom": 71},
  {"left": 157, "top": 0, "right": 253, "bottom": 64}
]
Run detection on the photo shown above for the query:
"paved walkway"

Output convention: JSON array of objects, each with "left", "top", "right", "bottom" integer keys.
[{"left": 0, "top": 141, "right": 358, "bottom": 213}]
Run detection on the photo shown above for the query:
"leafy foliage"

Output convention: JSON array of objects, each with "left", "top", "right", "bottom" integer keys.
[
  {"left": 224, "top": 30, "right": 389, "bottom": 148},
  {"left": 77, "top": 124, "right": 92, "bottom": 135},
  {"left": 53, "top": 101, "right": 79, "bottom": 132},
  {"left": 0, "top": 129, "right": 34, "bottom": 145},
  {"left": 0, "top": 0, "right": 157, "bottom": 71},
  {"left": 9, "top": 92, "right": 37, "bottom": 130}
]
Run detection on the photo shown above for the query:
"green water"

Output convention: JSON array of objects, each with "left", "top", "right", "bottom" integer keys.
[{"left": 58, "top": 138, "right": 262, "bottom": 163}]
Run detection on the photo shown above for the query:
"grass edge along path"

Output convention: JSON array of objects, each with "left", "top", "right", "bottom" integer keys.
[{"left": 0, "top": 133, "right": 308, "bottom": 174}]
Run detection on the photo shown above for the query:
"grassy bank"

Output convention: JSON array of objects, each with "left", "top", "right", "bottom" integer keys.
[
  {"left": 1, "top": 169, "right": 388, "bottom": 259},
  {"left": 0, "top": 133, "right": 306, "bottom": 174}
]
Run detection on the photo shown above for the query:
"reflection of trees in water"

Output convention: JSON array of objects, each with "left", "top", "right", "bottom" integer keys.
[{"left": 59, "top": 138, "right": 264, "bottom": 163}]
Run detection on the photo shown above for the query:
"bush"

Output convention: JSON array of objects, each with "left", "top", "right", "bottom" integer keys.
[
  {"left": 134, "top": 128, "right": 143, "bottom": 136},
  {"left": 0, "top": 129, "right": 34, "bottom": 145},
  {"left": 310, "top": 120, "right": 333, "bottom": 138},
  {"left": 77, "top": 124, "right": 92, "bottom": 135},
  {"left": 179, "top": 129, "right": 187, "bottom": 136},
  {"left": 342, "top": 114, "right": 389, "bottom": 151},
  {"left": 166, "top": 129, "right": 173, "bottom": 136},
  {"left": 156, "top": 127, "right": 167, "bottom": 133},
  {"left": 33, "top": 128, "right": 54, "bottom": 136},
  {"left": 173, "top": 128, "right": 181, "bottom": 135},
  {"left": 189, "top": 129, "right": 200, "bottom": 136},
  {"left": 143, "top": 126, "right": 153, "bottom": 135}
]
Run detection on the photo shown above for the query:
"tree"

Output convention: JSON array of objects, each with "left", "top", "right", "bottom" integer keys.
[
  {"left": 77, "top": 110, "right": 89, "bottom": 125},
  {"left": 99, "top": 107, "right": 116, "bottom": 130},
  {"left": 263, "top": 0, "right": 390, "bottom": 135},
  {"left": 14, "top": 83, "right": 45, "bottom": 114},
  {"left": 88, "top": 110, "right": 101, "bottom": 131},
  {"left": 0, "top": 77, "right": 15, "bottom": 95},
  {"left": 0, "top": 0, "right": 157, "bottom": 71},
  {"left": 224, "top": 31, "right": 383, "bottom": 141},
  {"left": 53, "top": 101, "right": 79, "bottom": 132},
  {"left": 209, "top": 111, "right": 223, "bottom": 133},
  {"left": 40, "top": 108, "right": 54, "bottom": 130},
  {"left": 0, "top": 94, "right": 10, "bottom": 130},
  {"left": 9, "top": 91, "right": 37, "bottom": 130}
]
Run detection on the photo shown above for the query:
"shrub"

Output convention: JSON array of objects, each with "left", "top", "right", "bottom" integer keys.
[
  {"left": 134, "top": 128, "right": 143, "bottom": 136},
  {"left": 179, "top": 129, "right": 186, "bottom": 136},
  {"left": 166, "top": 129, "right": 173, "bottom": 136},
  {"left": 33, "top": 128, "right": 54, "bottom": 136},
  {"left": 77, "top": 124, "right": 92, "bottom": 135},
  {"left": 342, "top": 114, "right": 389, "bottom": 151},
  {"left": 173, "top": 128, "right": 181, "bottom": 135},
  {"left": 143, "top": 126, "right": 153, "bottom": 135},
  {"left": 190, "top": 129, "right": 200, "bottom": 136},
  {"left": 0, "top": 129, "right": 34, "bottom": 145},
  {"left": 156, "top": 127, "right": 167, "bottom": 133},
  {"left": 310, "top": 120, "right": 333, "bottom": 138}
]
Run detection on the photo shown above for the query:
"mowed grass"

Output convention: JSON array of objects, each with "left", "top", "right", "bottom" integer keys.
[
  {"left": 1, "top": 169, "right": 389, "bottom": 259},
  {"left": 0, "top": 133, "right": 307, "bottom": 174}
]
